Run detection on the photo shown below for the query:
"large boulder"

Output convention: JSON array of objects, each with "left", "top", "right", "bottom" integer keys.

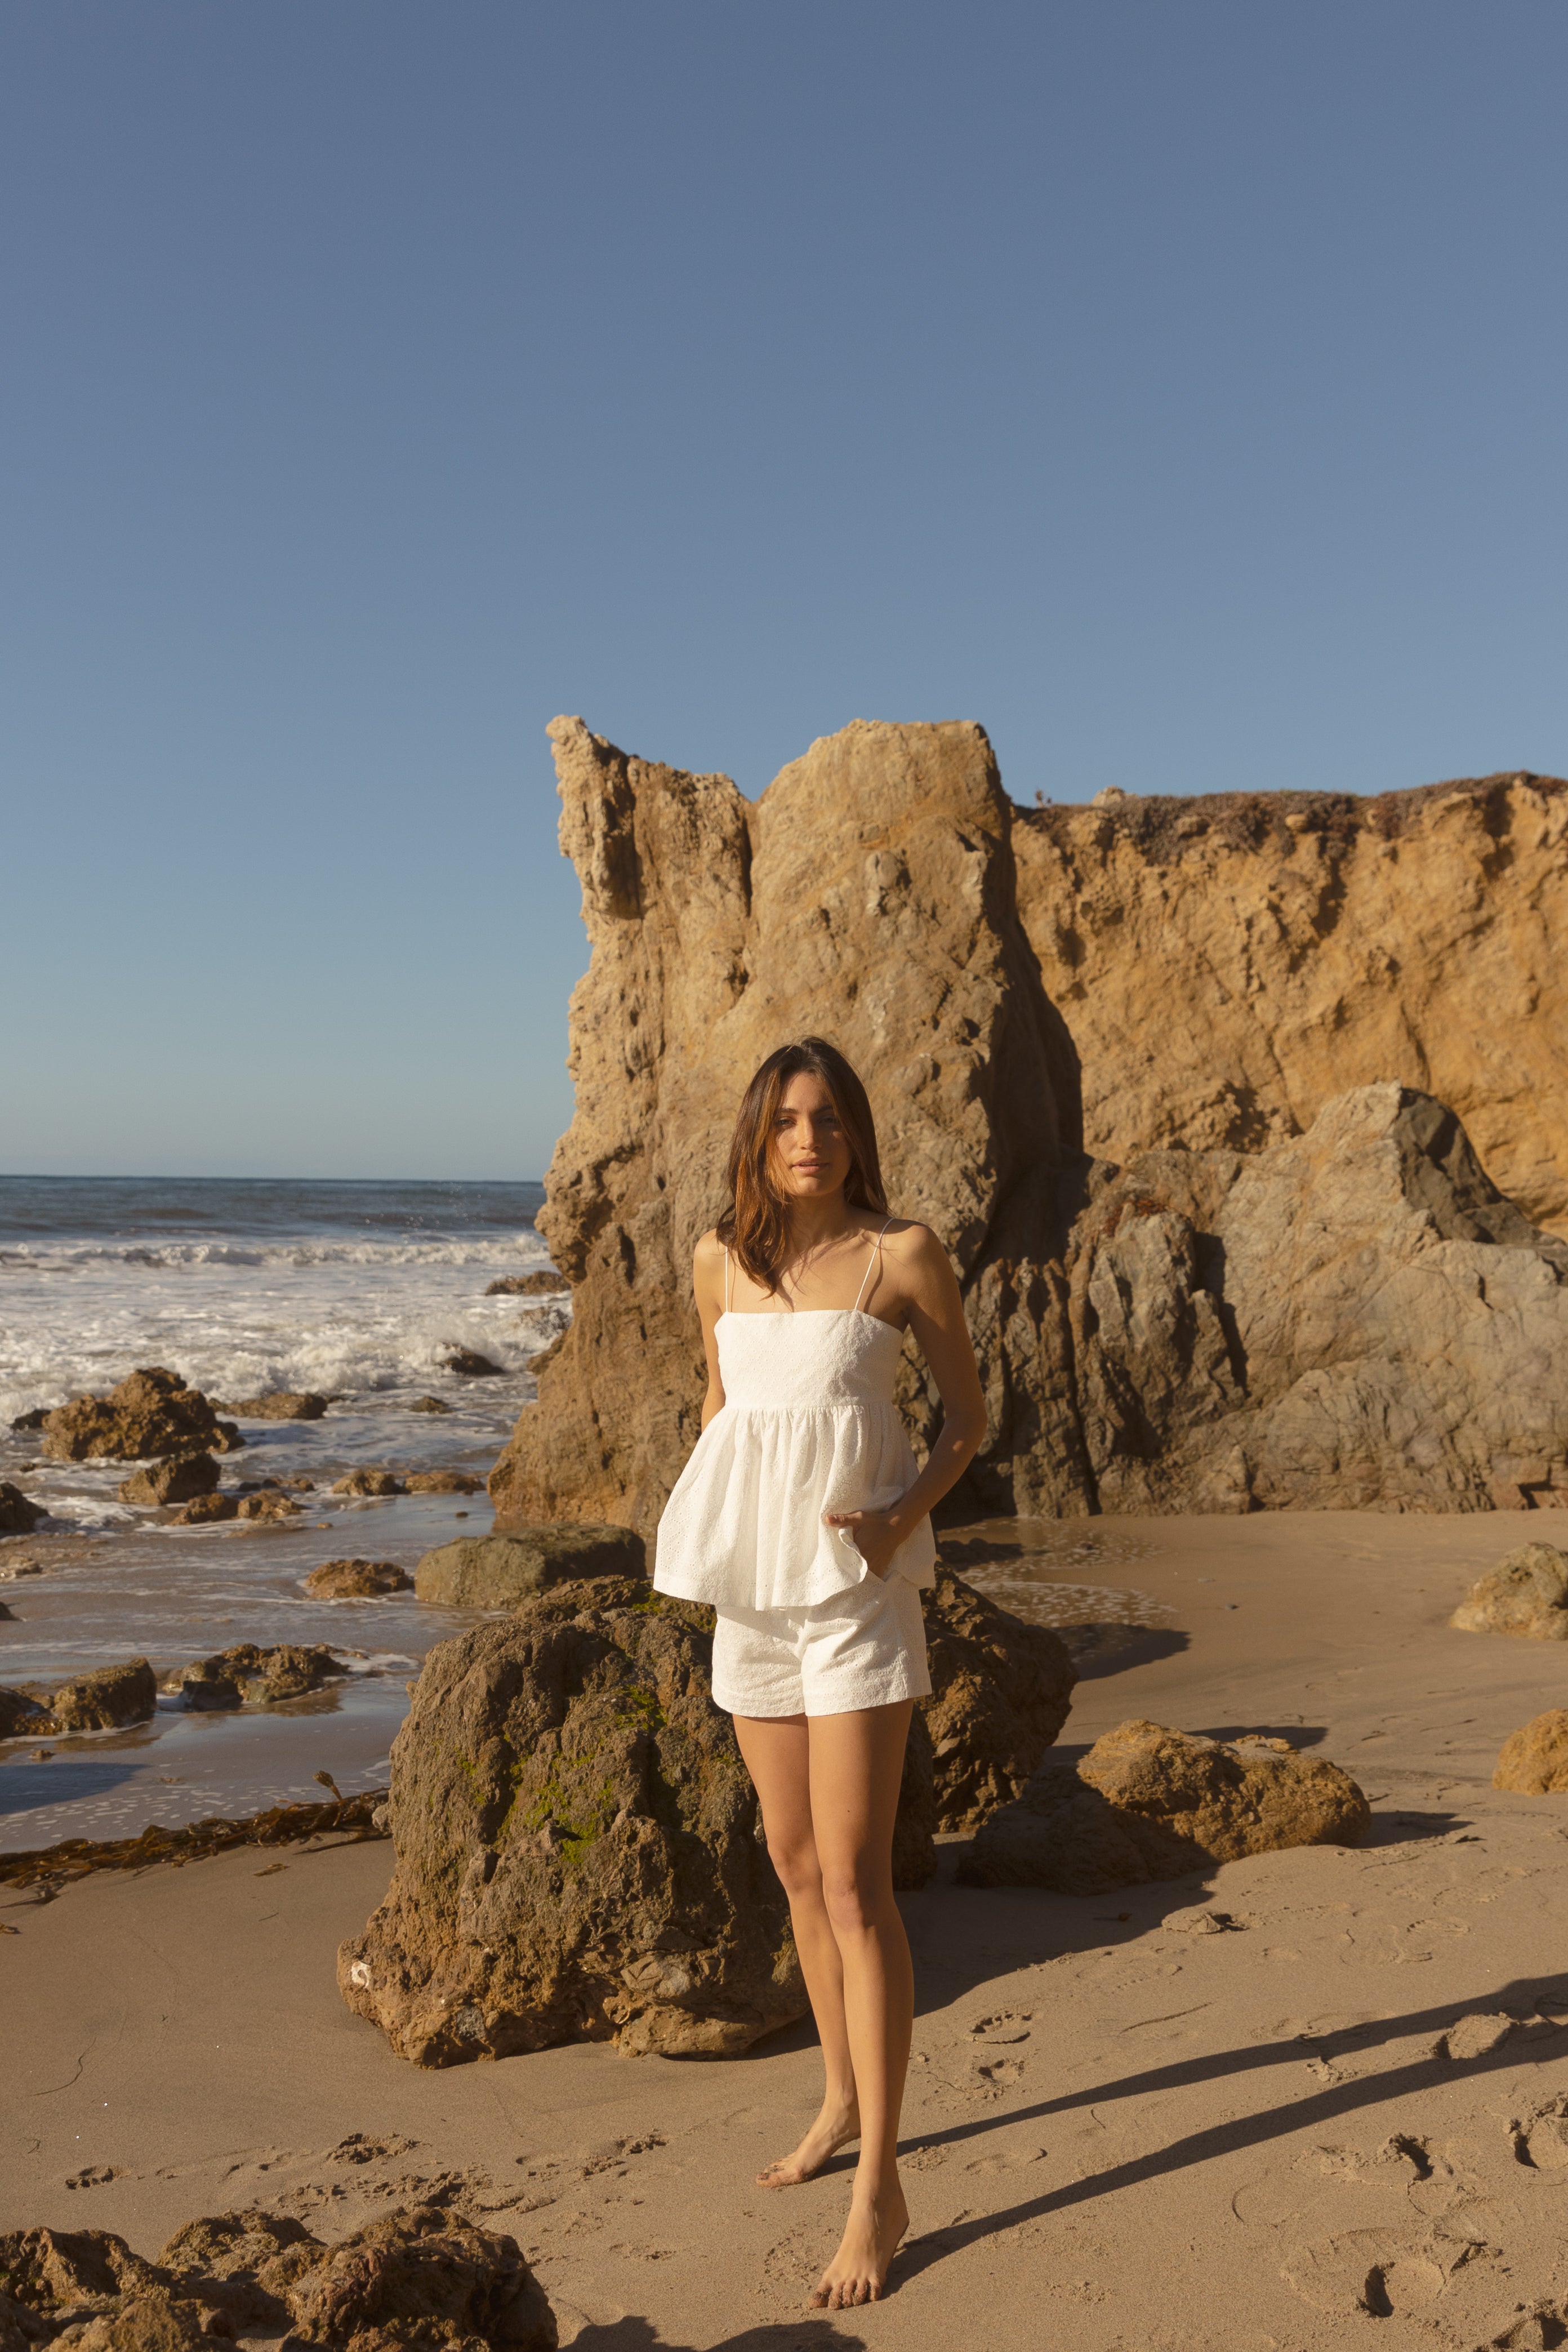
[
  {"left": 487, "top": 721, "right": 1568, "bottom": 1530},
  {"left": 116, "top": 1454, "right": 219, "bottom": 1508},
  {"left": 42, "top": 1369, "right": 242, "bottom": 1463},
  {"left": 304, "top": 1559, "right": 412, "bottom": 1598},
  {"left": 1493, "top": 1712, "right": 1568, "bottom": 1794},
  {"left": 0, "top": 1484, "right": 43, "bottom": 1535},
  {"left": 1451, "top": 1543, "right": 1568, "bottom": 1639},
  {"left": 921, "top": 1566, "right": 1076, "bottom": 1829},
  {"left": 170, "top": 1644, "right": 344, "bottom": 1710},
  {"left": 958, "top": 1720, "right": 1370, "bottom": 1893},
  {"left": 339, "top": 1578, "right": 805, "bottom": 2062},
  {"left": 50, "top": 1659, "right": 157, "bottom": 1732},
  {"left": 414, "top": 1525, "right": 646, "bottom": 1608}
]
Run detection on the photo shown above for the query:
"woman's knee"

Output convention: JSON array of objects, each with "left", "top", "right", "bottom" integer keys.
[
  {"left": 765, "top": 1829, "right": 822, "bottom": 1901},
  {"left": 820, "top": 1864, "right": 890, "bottom": 1936}
]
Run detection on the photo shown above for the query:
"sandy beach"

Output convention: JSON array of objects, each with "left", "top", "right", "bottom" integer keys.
[{"left": 7, "top": 1508, "right": 1566, "bottom": 2350}]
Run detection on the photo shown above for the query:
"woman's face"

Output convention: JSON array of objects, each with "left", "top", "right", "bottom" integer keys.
[{"left": 771, "top": 1072, "right": 854, "bottom": 1201}]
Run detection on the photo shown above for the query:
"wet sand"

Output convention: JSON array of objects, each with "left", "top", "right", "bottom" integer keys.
[{"left": 5, "top": 1511, "right": 1568, "bottom": 2350}]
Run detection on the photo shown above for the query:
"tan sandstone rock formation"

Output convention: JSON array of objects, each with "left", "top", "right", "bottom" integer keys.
[
  {"left": 491, "top": 716, "right": 1089, "bottom": 1534},
  {"left": 1451, "top": 1543, "right": 1568, "bottom": 1639},
  {"left": 492, "top": 721, "right": 1568, "bottom": 1529},
  {"left": 1493, "top": 1711, "right": 1568, "bottom": 1794},
  {"left": 957, "top": 1719, "right": 1370, "bottom": 1892},
  {"left": 1013, "top": 773, "right": 1568, "bottom": 1237}
]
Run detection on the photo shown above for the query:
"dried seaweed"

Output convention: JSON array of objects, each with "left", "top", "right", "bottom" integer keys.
[{"left": 0, "top": 1787, "right": 388, "bottom": 1891}]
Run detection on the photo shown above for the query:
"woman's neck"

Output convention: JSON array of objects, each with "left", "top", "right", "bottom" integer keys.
[{"left": 783, "top": 1192, "right": 859, "bottom": 1256}]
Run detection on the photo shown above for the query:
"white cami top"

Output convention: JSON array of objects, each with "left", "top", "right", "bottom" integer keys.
[{"left": 651, "top": 1220, "right": 938, "bottom": 1611}]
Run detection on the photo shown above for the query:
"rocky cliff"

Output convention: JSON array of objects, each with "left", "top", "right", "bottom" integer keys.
[
  {"left": 1014, "top": 773, "right": 1568, "bottom": 1237},
  {"left": 491, "top": 722, "right": 1568, "bottom": 1531}
]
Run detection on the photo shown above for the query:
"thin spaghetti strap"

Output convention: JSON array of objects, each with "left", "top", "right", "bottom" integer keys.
[
  {"left": 724, "top": 1243, "right": 733, "bottom": 1314},
  {"left": 851, "top": 1217, "right": 892, "bottom": 1315}
]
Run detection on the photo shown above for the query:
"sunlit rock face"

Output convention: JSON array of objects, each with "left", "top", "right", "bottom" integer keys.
[{"left": 490, "top": 724, "right": 1568, "bottom": 1530}]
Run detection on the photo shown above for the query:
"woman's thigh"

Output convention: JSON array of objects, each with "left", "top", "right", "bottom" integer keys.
[
  {"left": 733, "top": 1712, "right": 816, "bottom": 1859},
  {"left": 805, "top": 1701, "right": 912, "bottom": 1900}
]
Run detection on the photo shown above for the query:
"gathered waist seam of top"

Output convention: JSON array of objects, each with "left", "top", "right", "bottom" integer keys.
[{"left": 716, "top": 1398, "right": 902, "bottom": 1417}]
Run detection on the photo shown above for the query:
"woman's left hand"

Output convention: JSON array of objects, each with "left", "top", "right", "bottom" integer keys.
[{"left": 823, "top": 1508, "right": 904, "bottom": 1580}]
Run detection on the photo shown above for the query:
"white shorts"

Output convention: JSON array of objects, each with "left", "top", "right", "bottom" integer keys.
[{"left": 711, "top": 1573, "right": 931, "bottom": 1719}]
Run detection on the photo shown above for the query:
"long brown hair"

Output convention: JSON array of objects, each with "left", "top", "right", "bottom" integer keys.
[{"left": 717, "top": 1038, "right": 888, "bottom": 1295}]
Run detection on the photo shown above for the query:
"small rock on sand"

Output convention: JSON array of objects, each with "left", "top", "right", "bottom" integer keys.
[
  {"left": 413, "top": 1525, "right": 644, "bottom": 1606},
  {"left": 0, "top": 1481, "right": 45, "bottom": 1534},
  {"left": 0, "top": 1687, "right": 58, "bottom": 1739},
  {"left": 304, "top": 1559, "right": 413, "bottom": 1598},
  {"left": 957, "top": 1718, "right": 1370, "bottom": 1893},
  {"left": 1450, "top": 1542, "right": 1568, "bottom": 1639},
  {"left": 332, "top": 1469, "right": 404, "bottom": 1498},
  {"left": 1493, "top": 1709, "right": 1568, "bottom": 1793},
  {"left": 117, "top": 1453, "right": 220, "bottom": 1508},
  {"left": 403, "top": 1469, "right": 485, "bottom": 1495}
]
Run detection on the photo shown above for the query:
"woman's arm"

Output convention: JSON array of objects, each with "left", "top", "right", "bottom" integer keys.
[
  {"left": 824, "top": 1223, "right": 987, "bottom": 1575},
  {"left": 693, "top": 1229, "right": 729, "bottom": 1430}
]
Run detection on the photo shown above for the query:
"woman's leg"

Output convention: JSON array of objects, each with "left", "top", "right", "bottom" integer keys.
[
  {"left": 805, "top": 1698, "right": 915, "bottom": 2309},
  {"left": 732, "top": 1712, "right": 861, "bottom": 2185}
]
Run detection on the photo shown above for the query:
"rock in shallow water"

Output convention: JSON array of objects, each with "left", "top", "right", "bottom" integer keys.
[
  {"left": 1451, "top": 1542, "right": 1568, "bottom": 1640},
  {"left": 403, "top": 1468, "right": 485, "bottom": 1495},
  {"left": 333, "top": 1469, "right": 404, "bottom": 1498},
  {"left": 116, "top": 1453, "right": 219, "bottom": 1507},
  {"left": 0, "top": 1482, "right": 44, "bottom": 1534},
  {"left": 51, "top": 1659, "right": 158, "bottom": 1733},
  {"left": 225, "top": 1389, "right": 329, "bottom": 1420},
  {"left": 170, "top": 1643, "right": 345, "bottom": 1710},
  {"left": 414, "top": 1525, "right": 645, "bottom": 1607},
  {"left": 304, "top": 1559, "right": 413, "bottom": 1598},
  {"left": 957, "top": 1718, "right": 1369, "bottom": 1892},
  {"left": 41, "top": 1367, "right": 243, "bottom": 1463}
]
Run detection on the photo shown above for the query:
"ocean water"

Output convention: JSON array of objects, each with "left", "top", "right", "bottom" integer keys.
[{"left": 0, "top": 1176, "right": 559, "bottom": 1851}]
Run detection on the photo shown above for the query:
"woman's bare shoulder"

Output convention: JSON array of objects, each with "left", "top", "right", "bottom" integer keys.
[
  {"left": 876, "top": 1218, "right": 951, "bottom": 1272},
  {"left": 693, "top": 1227, "right": 728, "bottom": 1268}
]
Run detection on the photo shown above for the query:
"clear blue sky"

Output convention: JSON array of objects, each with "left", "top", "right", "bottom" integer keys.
[{"left": 5, "top": 2, "right": 1565, "bottom": 1179}]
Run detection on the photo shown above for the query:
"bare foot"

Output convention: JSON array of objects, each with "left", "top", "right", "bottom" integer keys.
[
  {"left": 808, "top": 2181, "right": 909, "bottom": 2308},
  {"left": 756, "top": 2101, "right": 860, "bottom": 2188}
]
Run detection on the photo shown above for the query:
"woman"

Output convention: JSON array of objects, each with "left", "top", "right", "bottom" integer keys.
[{"left": 653, "top": 1037, "right": 987, "bottom": 2310}]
